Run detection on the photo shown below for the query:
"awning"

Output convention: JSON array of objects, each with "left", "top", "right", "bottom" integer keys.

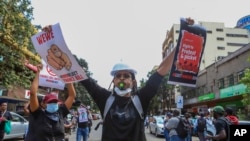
[{"left": 0, "top": 96, "right": 28, "bottom": 104}]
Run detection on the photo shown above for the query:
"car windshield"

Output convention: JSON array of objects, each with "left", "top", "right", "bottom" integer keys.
[{"left": 156, "top": 118, "right": 164, "bottom": 124}]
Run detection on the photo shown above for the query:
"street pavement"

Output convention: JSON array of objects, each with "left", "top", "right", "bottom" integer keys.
[
  {"left": 69, "top": 119, "right": 200, "bottom": 141},
  {"left": 4, "top": 119, "right": 199, "bottom": 141}
]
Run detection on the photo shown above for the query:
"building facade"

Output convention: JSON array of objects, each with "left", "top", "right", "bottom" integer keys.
[
  {"left": 162, "top": 20, "right": 250, "bottom": 113},
  {"left": 183, "top": 44, "right": 250, "bottom": 113}
]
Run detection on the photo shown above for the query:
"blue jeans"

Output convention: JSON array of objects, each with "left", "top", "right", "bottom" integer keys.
[
  {"left": 184, "top": 132, "right": 192, "bottom": 141},
  {"left": 170, "top": 135, "right": 185, "bottom": 141},
  {"left": 164, "top": 129, "right": 170, "bottom": 141},
  {"left": 198, "top": 132, "right": 206, "bottom": 141},
  {"left": 76, "top": 127, "right": 89, "bottom": 141}
]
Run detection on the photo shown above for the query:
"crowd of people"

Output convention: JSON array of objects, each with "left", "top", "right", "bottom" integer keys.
[{"left": 161, "top": 106, "right": 239, "bottom": 141}]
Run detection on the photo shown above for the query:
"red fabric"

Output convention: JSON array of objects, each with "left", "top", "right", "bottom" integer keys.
[{"left": 226, "top": 115, "right": 239, "bottom": 125}]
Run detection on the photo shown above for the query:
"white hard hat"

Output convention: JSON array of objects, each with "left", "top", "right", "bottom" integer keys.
[{"left": 110, "top": 63, "right": 137, "bottom": 76}]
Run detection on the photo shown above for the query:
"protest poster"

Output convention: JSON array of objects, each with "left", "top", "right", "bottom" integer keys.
[
  {"left": 38, "top": 59, "right": 65, "bottom": 90},
  {"left": 77, "top": 106, "right": 88, "bottom": 123},
  {"left": 31, "top": 23, "right": 87, "bottom": 83},
  {"left": 168, "top": 18, "right": 207, "bottom": 87}
]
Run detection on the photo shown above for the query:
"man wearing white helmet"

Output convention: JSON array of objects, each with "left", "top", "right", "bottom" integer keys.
[
  {"left": 79, "top": 60, "right": 174, "bottom": 141},
  {"left": 80, "top": 18, "right": 194, "bottom": 141}
]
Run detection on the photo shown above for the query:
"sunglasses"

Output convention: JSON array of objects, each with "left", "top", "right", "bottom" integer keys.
[{"left": 115, "top": 73, "right": 131, "bottom": 79}]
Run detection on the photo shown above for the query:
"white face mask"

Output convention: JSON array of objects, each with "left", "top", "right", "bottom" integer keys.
[{"left": 114, "top": 87, "right": 132, "bottom": 97}]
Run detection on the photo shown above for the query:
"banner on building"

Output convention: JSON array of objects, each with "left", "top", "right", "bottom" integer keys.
[
  {"left": 31, "top": 23, "right": 87, "bottom": 83},
  {"left": 168, "top": 18, "right": 207, "bottom": 87},
  {"left": 176, "top": 95, "right": 183, "bottom": 109}
]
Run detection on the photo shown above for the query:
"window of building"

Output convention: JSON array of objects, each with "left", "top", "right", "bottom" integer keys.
[
  {"left": 227, "top": 43, "right": 247, "bottom": 46},
  {"left": 210, "top": 85, "right": 214, "bottom": 92},
  {"left": 207, "top": 30, "right": 212, "bottom": 33},
  {"left": 237, "top": 70, "right": 245, "bottom": 82},
  {"left": 217, "top": 37, "right": 224, "bottom": 41},
  {"left": 217, "top": 56, "right": 225, "bottom": 60},
  {"left": 217, "top": 46, "right": 225, "bottom": 50},
  {"left": 175, "top": 30, "right": 179, "bottom": 33},
  {"left": 218, "top": 78, "right": 224, "bottom": 89},
  {"left": 226, "top": 33, "right": 248, "bottom": 38},
  {"left": 227, "top": 74, "right": 234, "bottom": 86},
  {"left": 216, "top": 28, "right": 223, "bottom": 32}
]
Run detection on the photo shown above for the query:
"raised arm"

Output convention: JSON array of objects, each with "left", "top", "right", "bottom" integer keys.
[
  {"left": 64, "top": 83, "right": 76, "bottom": 110},
  {"left": 29, "top": 65, "right": 42, "bottom": 112},
  {"left": 157, "top": 52, "right": 175, "bottom": 76}
]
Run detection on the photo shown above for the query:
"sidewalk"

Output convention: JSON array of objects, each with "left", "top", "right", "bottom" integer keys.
[{"left": 192, "top": 136, "right": 199, "bottom": 141}]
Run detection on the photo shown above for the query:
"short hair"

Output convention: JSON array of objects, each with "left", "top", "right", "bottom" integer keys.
[
  {"left": 225, "top": 107, "right": 233, "bottom": 115},
  {"left": 0, "top": 101, "right": 7, "bottom": 105},
  {"left": 173, "top": 110, "right": 180, "bottom": 116}
]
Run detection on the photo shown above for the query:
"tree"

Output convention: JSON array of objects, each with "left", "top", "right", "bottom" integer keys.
[
  {"left": 240, "top": 68, "right": 250, "bottom": 105},
  {"left": 72, "top": 55, "right": 99, "bottom": 112},
  {"left": 240, "top": 57, "right": 250, "bottom": 119},
  {"left": 0, "top": 0, "right": 40, "bottom": 88},
  {"left": 139, "top": 69, "right": 171, "bottom": 115}
]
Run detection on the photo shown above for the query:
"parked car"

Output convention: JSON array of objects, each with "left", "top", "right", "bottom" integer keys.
[
  {"left": 239, "top": 120, "right": 250, "bottom": 125},
  {"left": 148, "top": 116, "right": 165, "bottom": 137},
  {"left": 4, "top": 112, "right": 29, "bottom": 140},
  {"left": 92, "top": 113, "right": 101, "bottom": 120}
]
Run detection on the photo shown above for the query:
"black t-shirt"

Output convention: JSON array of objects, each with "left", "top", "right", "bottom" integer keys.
[
  {"left": 25, "top": 104, "right": 69, "bottom": 141},
  {"left": 214, "top": 117, "right": 229, "bottom": 141}
]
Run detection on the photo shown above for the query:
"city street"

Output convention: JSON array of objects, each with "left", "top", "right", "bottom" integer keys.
[
  {"left": 4, "top": 119, "right": 199, "bottom": 141},
  {"left": 68, "top": 119, "right": 199, "bottom": 141}
]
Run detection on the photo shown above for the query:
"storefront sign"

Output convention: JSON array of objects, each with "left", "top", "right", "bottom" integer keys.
[
  {"left": 220, "top": 84, "right": 247, "bottom": 98},
  {"left": 198, "top": 93, "right": 215, "bottom": 101}
]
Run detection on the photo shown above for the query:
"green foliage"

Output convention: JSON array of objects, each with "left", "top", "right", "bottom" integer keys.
[
  {"left": 240, "top": 68, "right": 250, "bottom": 106},
  {"left": 0, "top": 0, "right": 38, "bottom": 88},
  {"left": 139, "top": 69, "right": 172, "bottom": 115},
  {"left": 72, "top": 55, "right": 99, "bottom": 112}
]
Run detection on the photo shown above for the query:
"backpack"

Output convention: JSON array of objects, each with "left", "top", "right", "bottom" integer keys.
[
  {"left": 103, "top": 94, "right": 144, "bottom": 121},
  {"left": 197, "top": 117, "right": 207, "bottom": 132},
  {"left": 175, "top": 117, "right": 189, "bottom": 138}
]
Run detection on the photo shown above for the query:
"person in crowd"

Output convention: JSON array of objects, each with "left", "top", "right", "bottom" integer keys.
[
  {"left": 166, "top": 110, "right": 184, "bottom": 141},
  {"left": 87, "top": 107, "right": 93, "bottom": 137},
  {"left": 225, "top": 107, "right": 239, "bottom": 125},
  {"left": 184, "top": 113, "right": 193, "bottom": 141},
  {"left": 0, "top": 102, "right": 12, "bottom": 141},
  {"left": 144, "top": 115, "right": 149, "bottom": 128},
  {"left": 79, "top": 18, "right": 195, "bottom": 141},
  {"left": 23, "top": 96, "right": 44, "bottom": 138},
  {"left": 196, "top": 112, "right": 207, "bottom": 141},
  {"left": 76, "top": 104, "right": 91, "bottom": 141},
  {"left": 164, "top": 112, "right": 173, "bottom": 141},
  {"left": 71, "top": 111, "right": 78, "bottom": 132},
  {"left": 206, "top": 106, "right": 229, "bottom": 141},
  {"left": 190, "top": 113, "right": 197, "bottom": 136},
  {"left": 26, "top": 64, "right": 76, "bottom": 141},
  {"left": 64, "top": 116, "right": 73, "bottom": 141}
]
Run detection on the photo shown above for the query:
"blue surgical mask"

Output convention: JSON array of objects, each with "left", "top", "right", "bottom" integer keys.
[{"left": 46, "top": 103, "right": 59, "bottom": 113}]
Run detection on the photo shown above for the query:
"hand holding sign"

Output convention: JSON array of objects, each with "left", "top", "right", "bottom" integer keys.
[{"left": 31, "top": 23, "right": 87, "bottom": 84}]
